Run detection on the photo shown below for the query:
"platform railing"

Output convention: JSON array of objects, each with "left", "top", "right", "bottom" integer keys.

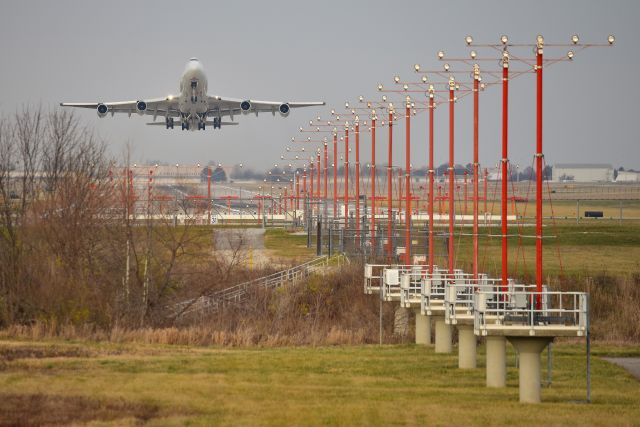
[
  {"left": 364, "top": 264, "right": 390, "bottom": 294},
  {"left": 173, "top": 254, "right": 346, "bottom": 318},
  {"left": 474, "top": 290, "right": 588, "bottom": 337},
  {"left": 381, "top": 265, "right": 428, "bottom": 301}
]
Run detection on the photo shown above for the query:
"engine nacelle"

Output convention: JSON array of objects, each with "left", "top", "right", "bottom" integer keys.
[
  {"left": 278, "top": 103, "right": 290, "bottom": 117},
  {"left": 136, "top": 100, "right": 147, "bottom": 115},
  {"left": 240, "top": 100, "right": 251, "bottom": 114},
  {"left": 96, "top": 103, "right": 108, "bottom": 118}
]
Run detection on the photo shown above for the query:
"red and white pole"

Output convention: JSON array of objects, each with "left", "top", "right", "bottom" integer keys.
[
  {"left": 371, "top": 115, "right": 377, "bottom": 251},
  {"left": 448, "top": 77, "right": 456, "bottom": 275},
  {"left": 324, "top": 141, "right": 328, "bottom": 212},
  {"left": 207, "top": 166, "right": 212, "bottom": 224},
  {"left": 501, "top": 50, "right": 510, "bottom": 292},
  {"left": 317, "top": 151, "right": 321, "bottom": 200},
  {"left": 428, "top": 88, "right": 435, "bottom": 274},
  {"left": 355, "top": 120, "right": 361, "bottom": 247},
  {"left": 344, "top": 124, "right": 349, "bottom": 223},
  {"left": 404, "top": 101, "right": 412, "bottom": 265},
  {"left": 295, "top": 172, "right": 300, "bottom": 211},
  {"left": 333, "top": 131, "right": 338, "bottom": 218},
  {"left": 473, "top": 64, "right": 480, "bottom": 280},
  {"left": 387, "top": 111, "right": 393, "bottom": 258},
  {"left": 535, "top": 35, "right": 544, "bottom": 307}
]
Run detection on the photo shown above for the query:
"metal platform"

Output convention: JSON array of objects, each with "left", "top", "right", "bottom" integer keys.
[{"left": 474, "top": 290, "right": 588, "bottom": 337}]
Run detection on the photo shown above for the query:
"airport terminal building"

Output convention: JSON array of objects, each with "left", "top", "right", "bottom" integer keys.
[{"left": 552, "top": 163, "right": 614, "bottom": 183}]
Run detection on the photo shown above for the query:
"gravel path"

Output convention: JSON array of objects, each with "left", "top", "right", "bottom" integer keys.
[{"left": 603, "top": 357, "right": 640, "bottom": 380}]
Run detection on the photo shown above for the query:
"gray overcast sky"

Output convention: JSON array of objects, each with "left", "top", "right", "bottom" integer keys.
[{"left": 0, "top": 0, "right": 637, "bottom": 171}]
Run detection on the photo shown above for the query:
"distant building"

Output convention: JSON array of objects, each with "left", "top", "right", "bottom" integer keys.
[
  {"left": 552, "top": 163, "right": 614, "bottom": 183},
  {"left": 616, "top": 170, "right": 640, "bottom": 183}
]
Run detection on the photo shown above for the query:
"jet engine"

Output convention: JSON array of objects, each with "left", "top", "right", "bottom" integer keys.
[
  {"left": 136, "top": 100, "right": 147, "bottom": 115},
  {"left": 240, "top": 100, "right": 251, "bottom": 114},
  {"left": 96, "top": 103, "right": 108, "bottom": 118},
  {"left": 278, "top": 103, "right": 290, "bottom": 117}
]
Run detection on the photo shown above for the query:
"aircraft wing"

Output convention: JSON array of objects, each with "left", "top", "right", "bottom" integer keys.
[
  {"left": 207, "top": 96, "right": 324, "bottom": 118},
  {"left": 60, "top": 97, "right": 182, "bottom": 118}
]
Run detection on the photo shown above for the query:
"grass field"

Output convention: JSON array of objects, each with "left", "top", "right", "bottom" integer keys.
[{"left": 0, "top": 340, "right": 639, "bottom": 426}]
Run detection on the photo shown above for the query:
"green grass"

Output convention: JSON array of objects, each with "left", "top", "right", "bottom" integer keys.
[
  {"left": 264, "top": 228, "right": 315, "bottom": 258},
  {"left": 0, "top": 340, "right": 639, "bottom": 426},
  {"left": 427, "top": 223, "right": 640, "bottom": 278}
]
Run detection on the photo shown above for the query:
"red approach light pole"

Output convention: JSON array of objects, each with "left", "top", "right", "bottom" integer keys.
[
  {"left": 404, "top": 101, "right": 412, "bottom": 265},
  {"left": 473, "top": 64, "right": 480, "bottom": 280},
  {"left": 207, "top": 166, "right": 212, "bottom": 224},
  {"left": 317, "top": 151, "right": 321, "bottom": 200},
  {"left": 448, "top": 77, "right": 456, "bottom": 275},
  {"left": 428, "top": 87, "right": 435, "bottom": 274},
  {"left": 295, "top": 172, "right": 300, "bottom": 211},
  {"left": 535, "top": 35, "right": 544, "bottom": 308},
  {"left": 310, "top": 161, "right": 315, "bottom": 213},
  {"left": 284, "top": 187, "right": 288, "bottom": 217},
  {"left": 355, "top": 119, "right": 361, "bottom": 247},
  {"left": 344, "top": 124, "right": 349, "bottom": 223},
  {"left": 333, "top": 131, "right": 338, "bottom": 218},
  {"left": 501, "top": 50, "right": 510, "bottom": 292},
  {"left": 398, "top": 169, "right": 402, "bottom": 224},
  {"left": 323, "top": 141, "right": 328, "bottom": 211},
  {"left": 303, "top": 169, "right": 307, "bottom": 205},
  {"left": 371, "top": 114, "right": 377, "bottom": 251},
  {"left": 387, "top": 110, "right": 393, "bottom": 258}
]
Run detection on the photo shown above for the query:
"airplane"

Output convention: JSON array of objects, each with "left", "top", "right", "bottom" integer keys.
[{"left": 60, "top": 58, "right": 324, "bottom": 130}]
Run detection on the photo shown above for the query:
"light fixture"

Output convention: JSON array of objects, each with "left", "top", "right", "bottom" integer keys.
[
  {"left": 608, "top": 34, "right": 615, "bottom": 44},
  {"left": 443, "top": 63, "right": 450, "bottom": 71},
  {"left": 345, "top": 101, "right": 349, "bottom": 108},
  {"left": 571, "top": 34, "right": 579, "bottom": 44},
  {"left": 465, "top": 35, "right": 473, "bottom": 45},
  {"left": 382, "top": 95, "right": 387, "bottom": 102},
  {"left": 403, "top": 84, "right": 409, "bottom": 91},
  {"left": 421, "top": 75, "right": 428, "bottom": 83},
  {"left": 414, "top": 64, "right": 421, "bottom": 72},
  {"left": 394, "top": 76, "right": 400, "bottom": 83},
  {"left": 359, "top": 95, "right": 364, "bottom": 102},
  {"left": 470, "top": 50, "right": 477, "bottom": 59},
  {"left": 567, "top": 51, "right": 574, "bottom": 60},
  {"left": 500, "top": 35, "right": 508, "bottom": 45},
  {"left": 437, "top": 50, "right": 445, "bottom": 59},
  {"left": 377, "top": 83, "right": 383, "bottom": 91}
]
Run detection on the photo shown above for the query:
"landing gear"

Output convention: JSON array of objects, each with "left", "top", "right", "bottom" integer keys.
[
  {"left": 213, "top": 117, "right": 221, "bottom": 129},
  {"left": 165, "top": 117, "right": 174, "bottom": 129},
  {"left": 198, "top": 121, "right": 206, "bottom": 130},
  {"left": 181, "top": 121, "right": 190, "bottom": 131}
]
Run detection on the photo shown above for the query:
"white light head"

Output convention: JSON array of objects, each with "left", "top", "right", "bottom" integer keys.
[
  {"left": 403, "top": 84, "right": 409, "bottom": 91},
  {"left": 359, "top": 95, "right": 364, "bottom": 102},
  {"left": 470, "top": 50, "right": 477, "bottom": 59},
  {"left": 500, "top": 35, "right": 508, "bottom": 45},
  {"left": 443, "top": 63, "right": 450, "bottom": 71},
  {"left": 608, "top": 34, "right": 615, "bottom": 44},
  {"left": 567, "top": 50, "right": 574, "bottom": 60},
  {"left": 437, "top": 50, "right": 445, "bottom": 59},
  {"left": 382, "top": 95, "right": 387, "bottom": 102},
  {"left": 377, "top": 83, "right": 383, "bottom": 91},
  {"left": 345, "top": 101, "right": 349, "bottom": 108},
  {"left": 421, "top": 75, "right": 428, "bottom": 83},
  {"left": 394, "top": 75, "right": 400, "bottom": 83},
  {"left": 571, "top": 34, "right": 579, "bottom": 45},
  {"left": 465, "top": 35, "right": 473, "bottom": 45},
  {"left": 414, "top": 64, "right": 421, "bottom": 72}
]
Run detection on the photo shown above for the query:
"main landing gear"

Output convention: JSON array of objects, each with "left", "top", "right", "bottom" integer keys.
[{"left": 165, "top": 117, "right": 174, "bottom": 129}]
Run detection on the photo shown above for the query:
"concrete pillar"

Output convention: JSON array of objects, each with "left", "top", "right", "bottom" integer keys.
[
  {"left": 457, "top": 325, "right": 476, "bottom": 369},
  {"left": 486, "top": 336, "right": 506, "bottom": 387},
  {"left": 434, "top": 317, "right": 453, "bottom": 353},
  {"left": 508, "top": 337, "right": 553, "bottom": 403},
  {"left": 415, "top": 310, "right": 431, "bottom": 345}
]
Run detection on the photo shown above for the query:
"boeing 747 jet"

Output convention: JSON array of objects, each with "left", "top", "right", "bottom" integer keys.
[{"left": 61, "top": 58, "right": 324, "bottom": 130}]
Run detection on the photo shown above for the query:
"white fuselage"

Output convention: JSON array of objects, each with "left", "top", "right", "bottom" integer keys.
[{"left": 178, "top": 58, "right": 209, "bottom": 124}]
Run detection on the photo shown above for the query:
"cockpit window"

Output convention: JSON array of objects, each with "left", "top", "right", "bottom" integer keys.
[{"left": 189, "top": 57, "right": 198, "bottom": 61}]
